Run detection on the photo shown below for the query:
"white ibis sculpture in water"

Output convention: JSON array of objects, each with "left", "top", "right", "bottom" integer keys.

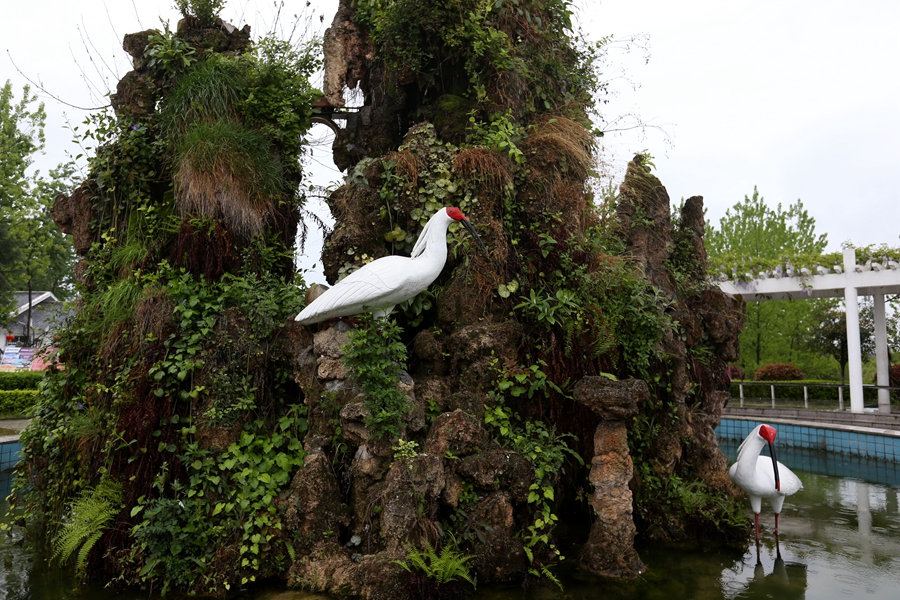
[
  {"left": 729, "top": 424, "right": 803, "bottom": 540},
  {"left": 295, "top": 206, "right": 485, "bottom": 325}
]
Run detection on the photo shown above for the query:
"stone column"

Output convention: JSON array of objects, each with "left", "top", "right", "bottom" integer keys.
[
  {"left": 874, "top": 293, "right": 891, "bottom": 413},
  {"left": 574, "top": 377, "right": 649, "bottom": 578},
  {"left": 843, "top": 247, "right": 865, "bottom": 413}
]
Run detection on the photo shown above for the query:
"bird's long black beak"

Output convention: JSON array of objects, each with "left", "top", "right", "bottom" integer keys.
[
  {"left": 768, "top": 441, "right": 781, "bottom": 491},
  {"left": 461, "top": 218, "right": 487, "bottom": 254}
]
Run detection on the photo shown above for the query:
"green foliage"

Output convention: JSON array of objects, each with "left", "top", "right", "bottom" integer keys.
[
  {"left": 484, "top": 361, "right": 582, "bottom": 586},
  {"left": 467, "top": 110, "right": 525, "bottom": 163},
  {"left": 132, "top": 406, "right": 308, "bottom": 592},
  {"left": 174, "top": 0, "right": 226, "bottom": 27},
  {"left": 145, "top": 26, "right": 197, "bottom": 82},
  {"left": 149, "top": 251, "right": 305, "bottom": 415},
  {"left": 671, "top": 478, "right": 748, "bottom": 531},
  {"left": 354, "top": 0, "right": 603, "bottom": 115},
  {"left": 392, "top": 438, "right": 420, "bottom": 466},
  {"left": 706, "top": 187, "right": 827, "bottom": 263},
  {"left": 0, "top": 389, "right": 39, "bottom": 415},
  {"left": 10, "top": 18, "right": 320, "bottom": 594},
  {"left": 241, "top": 37, "right": 320, "bottom": 166},
  {"left": 510, "top": 220, "right": 670, "bottom": 376},
  {"left": 395, "top": 537, "right": 477, "bottom": 587},
  {"left": 51, "top": 480, "right": 123, "bottom": 570},
  {"left": 0, "top": 370, "right": 43, "bottom": 390},
  {"left": 374, "top": 123, "right": 474, "bottom": 257},
  {"left": 343, "top": 314, "right": 411, "bottom": 440},
  {"left": 666, "top": 200, "right": 710, "bottom": 297}
]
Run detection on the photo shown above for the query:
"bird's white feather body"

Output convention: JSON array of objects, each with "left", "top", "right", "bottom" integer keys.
[
  {"left": 295, "top": 208, "right": 465, "bottom": 325},
  {"left": 729, "top": 424, "right": 803, "bottom": 531}
]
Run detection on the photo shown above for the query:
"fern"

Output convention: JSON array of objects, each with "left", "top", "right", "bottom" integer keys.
[
  {"left": 52, "top": 480, "right": 123, "bottom": 570},
  {"left": 395, "top": 537, "right": 477, "bottom": 587}
]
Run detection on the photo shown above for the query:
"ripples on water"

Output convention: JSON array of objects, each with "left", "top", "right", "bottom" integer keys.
[{"left": 2, "top": 444, "right": 900, "bottom": 600}]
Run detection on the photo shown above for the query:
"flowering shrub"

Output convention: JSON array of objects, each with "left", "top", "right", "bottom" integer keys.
[
  {"left": 726, "top": 365, "right": 745, "bottom": 381},
  {"left": 873, "top": 364, "right": 900, "bottom": 386},
  {"left": 754, "top": 363, "right": 804, "bottom": 381}
]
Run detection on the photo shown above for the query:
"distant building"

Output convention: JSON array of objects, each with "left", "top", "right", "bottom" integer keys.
[{"left": 1, "top": 291, "right": 72, "bottom": 352}]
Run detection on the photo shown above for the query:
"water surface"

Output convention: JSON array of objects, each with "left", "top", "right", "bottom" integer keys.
[{"left": 2, "top": 445, "right": 899, "bottom": 600}]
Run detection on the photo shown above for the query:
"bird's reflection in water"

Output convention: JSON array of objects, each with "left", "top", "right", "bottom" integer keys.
[{"left": 741, "top": 535, "right": 807, "bottom": 599}]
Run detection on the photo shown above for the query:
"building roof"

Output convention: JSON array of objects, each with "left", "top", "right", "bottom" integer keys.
[{"left": 11, "top": 291, "right": 58, "bottom": 316}]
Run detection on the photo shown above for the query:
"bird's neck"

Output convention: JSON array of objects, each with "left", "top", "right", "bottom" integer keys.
[
  {"left": 414, "top": 215, "right": 451, "bottom": 263},
  {"left": 735, "top": 434, "right": 766, "bottom": 472}
]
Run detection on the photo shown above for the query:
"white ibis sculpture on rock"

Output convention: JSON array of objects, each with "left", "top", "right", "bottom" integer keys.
[
  {"left": 729, "top": 424, "right": 803, "bottom": 540},
  {"left": 295, "top": 206, "right": 485, "bottom": 325}
]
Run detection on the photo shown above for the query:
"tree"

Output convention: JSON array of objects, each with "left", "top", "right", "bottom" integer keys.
[
  {"left": 0, "top": 80, "right": 76, "bottom": 330},
  {"left": 0, "top": 81, "right": 44, "bottom": 314},
  {"left": 706, "top": 188, "right": 834, "bottom": 378}
]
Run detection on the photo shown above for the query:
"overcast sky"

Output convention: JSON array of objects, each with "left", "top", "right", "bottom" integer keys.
[{"left": 5, "top": 0, "right": 899, "bottom": 280}]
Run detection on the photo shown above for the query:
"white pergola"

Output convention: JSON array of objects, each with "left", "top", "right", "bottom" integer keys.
[{"left": 718, "top": 248, "right": 900, "bottom": 414}]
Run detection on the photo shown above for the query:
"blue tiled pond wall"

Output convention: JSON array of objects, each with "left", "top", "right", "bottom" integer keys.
[
  {"left": 1, "top": 439, "right": 22, "bottom": 471},
  {"left": 717, "top": 418, "right": 900, "bottom": 461}
]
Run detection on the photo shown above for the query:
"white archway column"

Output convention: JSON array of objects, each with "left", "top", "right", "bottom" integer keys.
[
  {"left": 874, "top": 292, "right": 891, "bottom": 413},
  {"left": 844, "top": 248, "right": 865, "bottom": 413}
]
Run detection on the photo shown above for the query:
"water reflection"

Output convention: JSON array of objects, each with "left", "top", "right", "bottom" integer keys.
[
  {"left": 721, "top": 536, "right": 807, "bottom": 599},
  {"left": 3, "top": 449, "right": 900, "bottom": 600}
]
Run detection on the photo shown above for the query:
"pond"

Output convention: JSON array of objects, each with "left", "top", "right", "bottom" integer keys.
[{"left": 2, "top": 442, "right": 899, "bottom": 600}]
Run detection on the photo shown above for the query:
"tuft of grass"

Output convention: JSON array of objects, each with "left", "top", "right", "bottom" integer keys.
[
  {"left": 95, "top": 278, "right": 143, "bottom": 333},
  {"left": 174, "top": 120, "right": 284, "bottom": 237},
  {"left": 159, "top": 56, "right": 247, "bottom": 140},
  {"left": 452, "top": 147, "right": 512, "bottom": 198},
  {"left": 524, "top": 115, "right": 593, "bottom": 177}
]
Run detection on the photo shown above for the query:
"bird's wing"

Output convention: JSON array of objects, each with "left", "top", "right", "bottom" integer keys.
[
  {"left": 776, "top": 460, "right": 803, "bottom": 495},
  {"left": 296, "top": 257, "right": 413, "bottom": 323}
]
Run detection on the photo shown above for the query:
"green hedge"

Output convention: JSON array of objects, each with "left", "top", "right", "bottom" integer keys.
[
  {"left": 0, "top": 389, "right": 39, "bottom": 415},
  {"left": 0, "top": 371, "right": 44, "bottom": 391},
  {"left": 731, "top": 380, "right": 881, "bottom": 402}
]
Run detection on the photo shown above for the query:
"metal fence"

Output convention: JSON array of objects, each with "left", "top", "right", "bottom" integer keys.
[{"left": 732, "top": 381, "right": 900, "bottom": 411}]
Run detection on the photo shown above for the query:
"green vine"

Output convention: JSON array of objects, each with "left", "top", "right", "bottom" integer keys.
[
  {"left": 483, "top": 358, "right": 582, "bottom": 587},
  {"left": 342, "top": 314, "right": 411, "bottom": 440}
]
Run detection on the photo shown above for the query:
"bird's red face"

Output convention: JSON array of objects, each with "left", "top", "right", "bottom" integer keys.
[
  {"left": 759, "top": 424, "right": 777, "bottom": 443},
  {"left": 446, "top": 206, "right": 467, "bottom": 221}
]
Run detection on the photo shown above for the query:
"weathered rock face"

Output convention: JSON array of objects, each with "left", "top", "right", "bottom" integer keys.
[
  {"left": 281, "top": 320, "right": 533, "bottom": 591},
  {"left": 277, "top": 3, "right": 748, "bottom": 592},
  {"left": 617, "top": 157, "right": 746, "bottom": 538}
]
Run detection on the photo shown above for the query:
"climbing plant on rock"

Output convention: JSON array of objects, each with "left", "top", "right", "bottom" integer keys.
[{"left": 10, "top": 11, "right": 320, "bottom": 593}]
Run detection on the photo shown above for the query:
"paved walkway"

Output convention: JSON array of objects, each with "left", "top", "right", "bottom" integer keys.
[{"left": 723, "top": 406, "right": 900, "bottom": 436}]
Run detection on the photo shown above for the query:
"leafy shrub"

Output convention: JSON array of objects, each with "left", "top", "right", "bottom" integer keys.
[
  {"left": 174, "top": 0, "right": 225, "bottom": 27},
  {"left": 754, "top": 362, "right": 803, "bottom": 381},
  {"left": 0, "top": 389, "right": 39, "bottom": 415},
  {"left": 0, "top": 371, "right": 43, "bottom": 390}
]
